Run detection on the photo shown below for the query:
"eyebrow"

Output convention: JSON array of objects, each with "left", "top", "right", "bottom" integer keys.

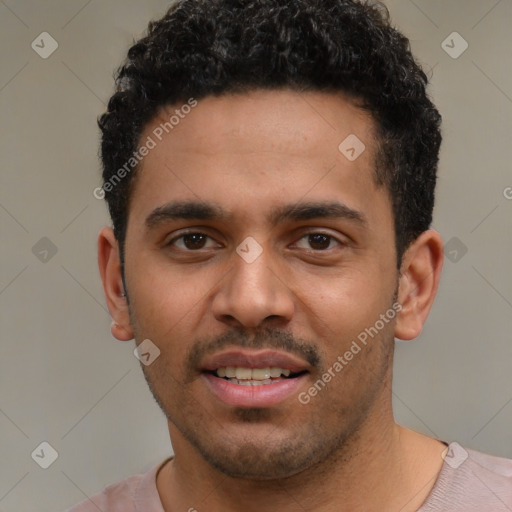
[
  {"left": 145, "top": 200, "right": 367, "bottom": 230},
  {"left": 269, "top": 201, "right": 367, "bottom": 226},
  {"left": 145, "top": 201, "right": 226, "bottom": 230}
]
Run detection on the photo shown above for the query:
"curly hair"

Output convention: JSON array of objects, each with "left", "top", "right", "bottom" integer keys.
[{"left": 98, "top": 0, "right": 441, "bottom": 266}]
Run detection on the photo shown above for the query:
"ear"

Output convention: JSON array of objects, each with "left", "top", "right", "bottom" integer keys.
[
  {"left": 395, "top": 229, "right": 444, "bottom": 341},
  {"left": 98, "top": 227, "right": 134, "bottom": 341}
]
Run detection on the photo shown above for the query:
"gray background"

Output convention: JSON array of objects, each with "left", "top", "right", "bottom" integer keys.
[{"left": 1, "top": 0, "right": 511, "bottom": 510}]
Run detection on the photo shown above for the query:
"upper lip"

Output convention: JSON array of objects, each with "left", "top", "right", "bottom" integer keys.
[{"left": 201, "top": 349, "right": 310, "bottom": 373}]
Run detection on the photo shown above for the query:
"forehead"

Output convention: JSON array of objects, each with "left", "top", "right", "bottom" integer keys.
[
  {"left": 147, "top": 89, "right": 374, "bottom": 160},
  {"left": 129, "top": 89, "right": 390, "bottom": 229}
]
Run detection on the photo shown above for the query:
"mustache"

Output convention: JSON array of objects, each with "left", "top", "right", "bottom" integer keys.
[{"left": 185, "top": 326, "right": 321, "bottom": 377}]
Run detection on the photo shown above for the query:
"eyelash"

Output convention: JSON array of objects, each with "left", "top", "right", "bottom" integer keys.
[{"left": 165, "top": 231, "right": 343, "bottom": 252}]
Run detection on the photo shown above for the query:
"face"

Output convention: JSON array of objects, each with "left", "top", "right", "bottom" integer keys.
[{"left": 121, "top": 90, "right": 400, "bottom": 479}]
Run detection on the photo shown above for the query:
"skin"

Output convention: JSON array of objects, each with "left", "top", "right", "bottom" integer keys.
[{"left": 99, "top": 89, "right": 445, "bottom": 512}]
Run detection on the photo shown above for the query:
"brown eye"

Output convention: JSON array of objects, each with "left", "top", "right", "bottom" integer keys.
[
  {"left": 308, "top": 233, "right": 332, "bottom": 250},
  {"left": 182, "top": 233, "right": 207, "bottom": 249},
  {"left": 294, "top": 232, "right": 340, "bottom": 251},
  {"left": 168, "top": 232, "right": 219, "bottom": 251}
]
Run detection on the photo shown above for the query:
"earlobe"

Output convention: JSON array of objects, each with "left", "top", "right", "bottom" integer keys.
[
  {"left": 394, "top": 230, "right": 444, "bottom": 341},
  {"left": 98, "top": 227, "right": 134, "bottom": 341},
  {"left": 110, "top": 319, "right": 133, "bottom": 342}
]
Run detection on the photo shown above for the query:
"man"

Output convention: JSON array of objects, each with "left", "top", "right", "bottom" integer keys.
[{"left": 69, "top": 0, "right": 512, "bottom": 510}]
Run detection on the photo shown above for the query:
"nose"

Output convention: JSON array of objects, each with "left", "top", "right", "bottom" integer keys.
[{"left": 211, "top": 244, "right": 295, "bottom": 329}]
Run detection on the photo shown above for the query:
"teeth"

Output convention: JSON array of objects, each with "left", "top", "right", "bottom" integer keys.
[
  {"left": 230, "top": 378, "right": 274, "bottom": 386},
  {"left": 252, "top": 368, "right": 271, "bottom": 380},
  {"left": 270, "top": 367, "right": 282, "bottom": 378},
  {"left": 215, "top": 367, "right": 293, "bottom": 380},
  {"left": 235, "top": 368, "right": 252, "bottom": 380}
]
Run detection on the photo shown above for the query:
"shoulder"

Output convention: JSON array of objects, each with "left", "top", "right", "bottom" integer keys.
[
  {"left": 64, "top": 474, "right": 141, "bottom": 512},
  {"left": 63, "top": 460, "right": 168, "bottom": 512},
  {"left": 420, "top": 442, "right": 512, "bottom": 512}
]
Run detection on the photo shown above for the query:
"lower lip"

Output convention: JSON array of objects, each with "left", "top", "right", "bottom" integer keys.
[{"left": 202, "top": 373, "right": 307, "bottom": 408}]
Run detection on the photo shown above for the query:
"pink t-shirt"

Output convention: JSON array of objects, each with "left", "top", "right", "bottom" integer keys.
[{"left": 65, "top": 442, "right": 512, "bottom": 511}]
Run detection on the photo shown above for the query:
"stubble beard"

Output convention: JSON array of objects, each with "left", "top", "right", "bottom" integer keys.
[{"left": 138, "top": 332, "right": 394, "bottom": 481}]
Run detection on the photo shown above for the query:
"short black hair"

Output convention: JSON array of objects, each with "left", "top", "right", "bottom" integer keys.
[{"left": 98, "top": 0, "right": 441, "bottom": 266}]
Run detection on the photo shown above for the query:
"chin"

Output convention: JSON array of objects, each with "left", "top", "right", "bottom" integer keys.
[{"left": 200, "top": 439, "right": 317, "bottom": 480}]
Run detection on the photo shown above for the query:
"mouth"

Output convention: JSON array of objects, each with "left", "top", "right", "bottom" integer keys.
[
  {"left": 204, "top": 366, "right": 307, "bottom": 386},
  {"left": 200, "top": 350, "right": 310, "bottom": 408}
]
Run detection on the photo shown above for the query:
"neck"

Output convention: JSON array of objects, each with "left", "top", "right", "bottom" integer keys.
[{"left": 157, "top": 394, "right": 446, "bottom": 512}]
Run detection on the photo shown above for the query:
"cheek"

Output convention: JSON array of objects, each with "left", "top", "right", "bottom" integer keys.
[
  {"left": 127, "top": 267, "right": 208, "bottom": 353},
  {"left": 294, "top": 268, "right": 392, "bottom": 340}
]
